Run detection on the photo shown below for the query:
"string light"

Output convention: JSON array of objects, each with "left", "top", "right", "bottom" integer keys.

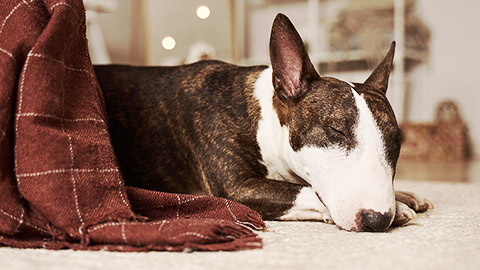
[
  {"left": 196, "top": 5, "right": 210, "bottom": 19},
  {"left": 161, "top": 36, "right": 176, "bottom": 50}
]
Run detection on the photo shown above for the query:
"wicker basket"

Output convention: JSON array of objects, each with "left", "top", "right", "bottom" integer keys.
[{"left": 399, "top": 100, "right": 472, "bottom": 162}]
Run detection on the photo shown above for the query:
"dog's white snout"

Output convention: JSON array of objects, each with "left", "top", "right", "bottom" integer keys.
[{"left": 317, "top": 186, "right": 396, "bottom": 232}]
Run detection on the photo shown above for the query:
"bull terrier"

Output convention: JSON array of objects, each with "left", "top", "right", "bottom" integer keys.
[{"left": 94, "top": 13, "right": 433, "bottom": 232}]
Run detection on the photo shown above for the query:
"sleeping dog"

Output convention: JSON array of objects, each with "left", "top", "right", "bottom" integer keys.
[{"left": 94, "top": 13, "right": 433, "bottom": 232}]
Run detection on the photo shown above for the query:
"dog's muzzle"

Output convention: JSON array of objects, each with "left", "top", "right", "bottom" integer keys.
[{"left": 355, "top": 208, "right": 394, "bottom": 232}]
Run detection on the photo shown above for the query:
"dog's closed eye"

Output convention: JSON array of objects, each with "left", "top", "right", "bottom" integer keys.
[{"left": 328, "top": 126, "right": 346, "bottom": 137}]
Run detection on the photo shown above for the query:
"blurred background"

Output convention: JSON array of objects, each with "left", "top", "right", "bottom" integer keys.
[{"left": 85, "top": 0, "right": 479, "bottom": 182}]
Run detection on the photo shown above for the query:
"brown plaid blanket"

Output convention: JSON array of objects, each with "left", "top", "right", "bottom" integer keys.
[{"left": 0, "top": 0, "right": 264, "bottom": 251}]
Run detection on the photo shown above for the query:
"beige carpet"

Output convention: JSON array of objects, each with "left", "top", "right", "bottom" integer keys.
[{"left": 1, "top": 179, "right": 479, "bottom": 270}]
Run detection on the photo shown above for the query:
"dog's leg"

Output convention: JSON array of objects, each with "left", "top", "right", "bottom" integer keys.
[
  {"left": 210, "top": 176, "right": 330, "bottom": 222},
  {"left": 278, "top": 187, "right": 333, "bottom": 223},
  {"left": 392, "top": 191, "right": 434, "bottom": 226}
]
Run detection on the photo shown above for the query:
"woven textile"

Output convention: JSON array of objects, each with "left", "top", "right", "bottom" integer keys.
[{"left": 0, "top": 0, "right": 264, "bottom": 251}]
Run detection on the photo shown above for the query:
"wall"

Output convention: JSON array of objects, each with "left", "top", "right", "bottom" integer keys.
[
  {"left": 96, "top": 0, "right": 232, "bottom": 65},
  {"left": 145, "top": 0, "right": 232, "bottom": 65},
  {"left": 95, "top": 0, "right": 132, "bottom": 64}
]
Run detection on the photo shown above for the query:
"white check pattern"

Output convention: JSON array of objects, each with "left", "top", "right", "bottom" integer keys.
[{"left": 0, "top": 0, "right": 261, "bottom": 250}]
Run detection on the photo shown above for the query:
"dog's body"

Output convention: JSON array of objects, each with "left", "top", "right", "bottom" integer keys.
[{"left": 94, "top": 14, "right": 432, "bottom": 232}]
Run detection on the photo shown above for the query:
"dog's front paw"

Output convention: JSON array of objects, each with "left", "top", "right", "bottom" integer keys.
[
  {"left": 392, "top": 201, "right": 416, "bottom": 226},
  {"left": 395, "top": 191, "right": 434, "bottom": 213},
  {"left": 280, "top": 209, "right": 333, "bottom": 224},
  {"left": 279, "top": 187, "right": 333, "bottom": 223}
]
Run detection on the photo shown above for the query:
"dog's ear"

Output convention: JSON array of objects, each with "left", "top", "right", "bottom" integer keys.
[
  {"left": 269, "top": 13, "right": 319, "bottom": 99},
  {"left": 364, "top": 42, "right": 396, "bottom": 94}
]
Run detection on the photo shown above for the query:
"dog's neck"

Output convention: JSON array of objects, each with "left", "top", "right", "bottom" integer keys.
[{"left": 253, "top": 67, "right": 308, "bottom": 183}]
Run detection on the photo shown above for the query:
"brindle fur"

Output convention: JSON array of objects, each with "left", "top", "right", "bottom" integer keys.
[{"left": 95, "top": 62, "right": 305, "bottom": 219}]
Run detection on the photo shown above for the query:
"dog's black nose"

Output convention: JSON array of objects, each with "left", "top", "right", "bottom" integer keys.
[{"left": 356, "top": 209, "right": 393, "bottom": 232}]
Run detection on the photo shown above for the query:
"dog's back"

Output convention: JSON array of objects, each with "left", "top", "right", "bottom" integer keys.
[{"left": 95, "top": 61, "right": 268, "bottom": 196}]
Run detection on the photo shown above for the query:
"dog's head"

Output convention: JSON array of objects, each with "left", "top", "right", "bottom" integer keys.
[{"left": 267, "top": 14, "right": 401, "bottom": 231}]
